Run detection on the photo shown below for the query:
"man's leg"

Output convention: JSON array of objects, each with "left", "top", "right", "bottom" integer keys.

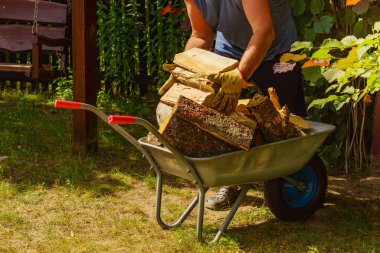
[{"left": 205, "top": 186, "right": 240, "bottom": 211}]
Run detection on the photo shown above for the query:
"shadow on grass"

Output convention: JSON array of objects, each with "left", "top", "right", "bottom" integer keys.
[
  {"left": 215, "top": 194, "right": 380, "bottom": 251},
  {"left": 0, "top": 100, "right": 196, "bottom": 196}
]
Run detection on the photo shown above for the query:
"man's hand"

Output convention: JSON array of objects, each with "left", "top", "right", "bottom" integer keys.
[{"left": 207, "top": 68, "right": 254, "bottom": 114}]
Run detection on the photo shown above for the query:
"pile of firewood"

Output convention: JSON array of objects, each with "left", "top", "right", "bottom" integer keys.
[{"left": 152, "top": 48, "right": 309, "bottom": 158}]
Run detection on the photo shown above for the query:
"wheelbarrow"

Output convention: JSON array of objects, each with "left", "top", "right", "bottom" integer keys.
[{"left": 54, "top": 100, "right": 335, "bottom": 243}]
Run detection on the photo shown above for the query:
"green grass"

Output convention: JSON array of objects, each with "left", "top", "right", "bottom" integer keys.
[{"left": 0, "top": 91, "right": 379, "bottom": 252}]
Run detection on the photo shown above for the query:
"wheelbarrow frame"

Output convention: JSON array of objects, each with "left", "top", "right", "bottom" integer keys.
[{"left": 54, "top": 100, "right": 335, "bottom": 243}]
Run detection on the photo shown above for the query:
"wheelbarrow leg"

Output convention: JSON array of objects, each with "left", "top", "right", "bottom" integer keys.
[
  {"left": 211, "top": 185, "right": 250, "bottom": 243},
  {"left": 155, "top": 167, "right": 207, "bottom": 229},
  {"left": 197, "top": 186, "right": 207, "bottom": 241}
]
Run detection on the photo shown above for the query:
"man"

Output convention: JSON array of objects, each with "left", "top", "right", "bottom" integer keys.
[{"left": 183, "top": 0, "right": 307, "bottom": 210}]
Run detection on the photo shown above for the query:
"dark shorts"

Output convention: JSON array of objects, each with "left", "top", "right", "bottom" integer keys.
[{"left": 248, "top": 54, "right": 307, "bottom": 117}]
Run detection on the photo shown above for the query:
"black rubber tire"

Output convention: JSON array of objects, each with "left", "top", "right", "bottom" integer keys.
[{"left": 263, "top": 155, "right": 327, "bottom": 221}]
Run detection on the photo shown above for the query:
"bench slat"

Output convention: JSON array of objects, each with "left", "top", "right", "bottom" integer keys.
[
  {"left": 0, "top": 24, "right": 65, "bottom": 52},
  {"left": 0, "top": 0, "right": 67, "bottom": 24},
  {"left": 0, "top": 63, "right": 31, "bottom": 73}
]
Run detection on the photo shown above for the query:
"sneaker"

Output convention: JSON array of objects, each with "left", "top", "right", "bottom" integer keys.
[{"left": 205, "top": 186, "right": 240, "bottom": 211}]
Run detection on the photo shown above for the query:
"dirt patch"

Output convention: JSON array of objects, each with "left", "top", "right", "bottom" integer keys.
[{"left": 328, "top": 175, "right": 380, "bottom": 201}]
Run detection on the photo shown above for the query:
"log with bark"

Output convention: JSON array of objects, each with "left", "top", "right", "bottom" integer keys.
[
  {"left": 159, "top": 114, "right": 239, "bottom": 157},
  {"left": 242, "top": 89, "right": 304, "bottom": 142},
  {"left": 159, "top": 96, "right": 255, "bottom": 156}
]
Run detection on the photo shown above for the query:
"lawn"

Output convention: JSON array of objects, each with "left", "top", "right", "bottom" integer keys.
[{"left": 0, "top": 92, "right": 379, "bottom": 252}]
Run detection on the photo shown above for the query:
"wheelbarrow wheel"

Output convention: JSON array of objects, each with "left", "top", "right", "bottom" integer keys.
[{"left": 263, "top": 155, "right": 327, "bottom": 221}]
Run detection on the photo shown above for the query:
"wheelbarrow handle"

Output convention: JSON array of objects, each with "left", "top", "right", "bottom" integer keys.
[
  {"left": 108, "top": 115, "right": 135, "bottom": 125},
  {"left": 54, "top": 100, "right": 82, "bottom": 109}
]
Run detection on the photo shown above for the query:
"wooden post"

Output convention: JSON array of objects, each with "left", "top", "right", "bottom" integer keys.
[
  {"left": 72, "top": 0, "right": 98, "bottom": 152},
  {"left": 371, "top": 92, "right": 380, "bottom": 167}
]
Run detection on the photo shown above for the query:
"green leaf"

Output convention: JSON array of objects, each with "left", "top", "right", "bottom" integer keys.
[
  {"left": 304, "top": 28, "right": 316, "bottom": 42},
  {"left": 357, "top": 45, "right": 371, "bottom": 59},
  {"left": 291, "top": 41, "right": 313, "bottom": 52},
  {"left": 352, "top": 89, "right": 360, "bottom": 101},
  {"left": 289, "top": 0, "right": 306, "bottom": 17},
  {"left": 321, "top": 39, "right": 344, "bottom": 49},
  {"left": 325, "top": 84, "right": 338, "bottom": 93},
  {"left": 314, "top": 15, "right": 334, "bottom": 34},
  {"left": 302, "top": 66, "right": 323, "bottom": 82},
  {"left": 311, "top": 48, "right": 333, "bottom": 60},
  {"left": 308, "top": 95, "right": 338, "bottom": 109},
  {"left": 310, "top": 0, "right": 324, "bottom": 15},
  {"left": 344, "top": 9, "right": 357, "bottom": 26},
  {"left": 363, "top": 6, "right": 380, "bottom": 25},
  {"left": 333, "top": 95, "right": 350, "bottom": 111},
  {"left": 367, "top": 70, "right": 380, "bottom": 93},
  {"left": 335, "top": 47, "right": 358, "bottom": 70},
  {"left": 342, "top": 86, "right": 355, "bottom": 94},
  {"left": 322, "top": 68, "right": 346, "bottom": 83},
  {"left": 351, "top": 67, "right": 366, "bottom": 77},
  {"left": 353, "top": 19, "right": 368, "bottom": 38},
  {"left": 341, "top": 35, "right": 358, "bottom": 47},
  {"left": 374, "top": 21, "right": 380, "bottom": 32}
]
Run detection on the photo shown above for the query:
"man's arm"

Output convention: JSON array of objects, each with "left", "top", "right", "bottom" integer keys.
[
  {"left": 184, "top": 0, "right": 215, "bottom": 51},
  {"left": 239, "top": 0, "right": 275, "bottom": 80}
]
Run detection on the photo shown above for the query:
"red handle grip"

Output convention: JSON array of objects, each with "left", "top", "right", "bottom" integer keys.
[
  {"left": 54, "top": 100, "right": 81, "bottom": 109},
  {"left": 108, "top": 115, "right": 136, "bottom": 125}
]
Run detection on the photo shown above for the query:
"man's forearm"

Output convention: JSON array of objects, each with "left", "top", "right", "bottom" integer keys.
[
  {"left": 185, "top": 36, "right": 213, "bottom": 51},
  {"left": 238, "top": 30, "right": 275, "bottom": 80}
]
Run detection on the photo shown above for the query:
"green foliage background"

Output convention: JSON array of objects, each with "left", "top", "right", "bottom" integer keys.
[
  {"left": 96, "top": 0, "right": 189, "bottom": 96},
  {"left": 289, "top": 0, "right": 380, "bottom": 172}
]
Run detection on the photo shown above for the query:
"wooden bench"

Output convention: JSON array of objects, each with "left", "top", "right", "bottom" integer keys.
[{"left": 0, "top": 0, "right": 71, "bottom": 83}]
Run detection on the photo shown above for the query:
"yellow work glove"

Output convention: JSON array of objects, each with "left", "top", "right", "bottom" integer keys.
[{"left": 207, "top": 68, "right": 254, "bottom": 114}]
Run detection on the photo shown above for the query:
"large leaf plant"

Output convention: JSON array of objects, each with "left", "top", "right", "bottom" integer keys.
[{"left": 283, "top": 21, "right": 380, "bottom": 173}]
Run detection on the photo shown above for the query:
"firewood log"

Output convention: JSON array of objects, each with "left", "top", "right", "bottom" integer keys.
[
  {"left": 245, "top": 90, "right": 304, "bottom": 142},
  {"left": 160, "top": 83, "right": 215, "bottom": 107},
  {"left": 160, "top": 96, "right": 255, "bottom": 151},
  {"left": 173, "top": 48, "right": 239, "bottom": 75}
]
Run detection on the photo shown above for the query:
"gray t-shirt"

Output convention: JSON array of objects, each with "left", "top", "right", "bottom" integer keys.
[{"left": 193, "top": 0, "right": 297, "bottom": 61}]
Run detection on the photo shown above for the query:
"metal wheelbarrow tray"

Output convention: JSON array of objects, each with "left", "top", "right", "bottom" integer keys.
[
  {"left": 55, "top": 100, "right": 335, "bottom": 243},
  {"left": 139, "top": 120, "right": 334, "bottom": 187}
]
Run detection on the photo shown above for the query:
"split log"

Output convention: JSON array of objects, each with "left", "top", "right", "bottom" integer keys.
[
  {"left": 173, "top": 48, "right": 239, "bottom": 75},
  {"left": 245, "top": 90, "right": 303, "bottom": 142},
  {"left": 156, "top": 102, "right": 173, "bottom": 126},
  {"left": 289, "top": 114, "right": 310, "bottom": 130},
  {"left": 158, "top": 74, "right": 176, "bottom": 95},
  {"left": 228, "top": 111, "right": 257, "bottom": 129},
  {"left": 171, "top": 67, "right": 217, "bottom": 93},
  {"left": 160, "top": 96, "right": 255, "bottom": 151},
  {"left": 160, "top": 83, "right": 215, "bottom": 107}
]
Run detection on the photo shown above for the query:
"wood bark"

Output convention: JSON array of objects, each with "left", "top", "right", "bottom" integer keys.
[
  {"left": 159, "top": 114, "right": 238, "bottom": 157},
  {"left": 160, "top": 96, "right": 255, "bottom": 151},
  {"left": 245, "top": 90, "right": 303, "bottom": 142}
]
